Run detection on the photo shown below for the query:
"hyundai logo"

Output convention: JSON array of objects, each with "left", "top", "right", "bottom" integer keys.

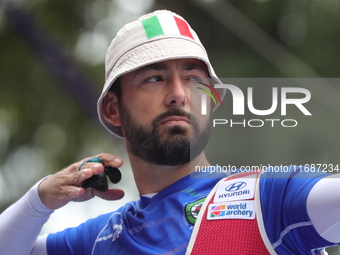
[{"left": 225, "top": 182, "right": 247, "bottom": 192}]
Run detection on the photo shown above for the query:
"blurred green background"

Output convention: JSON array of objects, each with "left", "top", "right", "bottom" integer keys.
[{"left": 1, "top": 0, "right": 340, "bottom": 253}]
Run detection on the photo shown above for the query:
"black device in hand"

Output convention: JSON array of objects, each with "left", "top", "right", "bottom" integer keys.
[{"left": 81, "top": 166, "right": 122, "bottom": 191}]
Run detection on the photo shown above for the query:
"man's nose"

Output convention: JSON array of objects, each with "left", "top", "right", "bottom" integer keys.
[{"left": 164, "top": 77, "right": 188, "bottom": 107}]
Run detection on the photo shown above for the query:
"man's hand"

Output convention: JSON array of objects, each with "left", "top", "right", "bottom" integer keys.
[{"left": 38, "top": 153, "right": 125, "bottom": 210}]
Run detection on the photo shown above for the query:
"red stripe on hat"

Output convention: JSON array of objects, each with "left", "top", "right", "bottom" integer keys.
[{"left": 174, "top": 16, "right": 194, "bottom": 39}]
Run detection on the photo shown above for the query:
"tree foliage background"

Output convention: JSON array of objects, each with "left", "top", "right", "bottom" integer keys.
[{"left": 1, "top": 0, "right": 340, "bottom": 252}]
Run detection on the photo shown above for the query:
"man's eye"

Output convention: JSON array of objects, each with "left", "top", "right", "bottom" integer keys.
[
  {"left": 189, "top": 77, "right": 203, "bottom": 83},
  {"left": 145, "top": 76, "right": 163, "bottom": 83}
]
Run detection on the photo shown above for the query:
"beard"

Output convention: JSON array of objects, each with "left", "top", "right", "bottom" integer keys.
[{"left": 119, "top": 103, "right": 211, "bottom": 166}]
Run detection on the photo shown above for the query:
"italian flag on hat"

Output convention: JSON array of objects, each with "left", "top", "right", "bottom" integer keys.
[{"left": 141, "top": 13, "right": 195, "bottom": 40}]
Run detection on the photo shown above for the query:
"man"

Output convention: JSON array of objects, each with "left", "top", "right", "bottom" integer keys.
[{"left": 0, "top": 9, "right": 340, "bottom": 255}]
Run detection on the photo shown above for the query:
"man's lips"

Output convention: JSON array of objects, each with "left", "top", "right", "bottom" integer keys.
[{"left": 159, "top": 116, "right": 190, "bottom": 125}]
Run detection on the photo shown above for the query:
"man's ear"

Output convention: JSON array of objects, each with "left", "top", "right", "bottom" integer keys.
[{"left": 102, "top": 91, "right": 121, "bottom": 127}]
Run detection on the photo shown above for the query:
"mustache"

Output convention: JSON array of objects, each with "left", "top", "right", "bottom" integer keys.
[{"left": 152, "top": 108, "right": 197, "bottom": 128}]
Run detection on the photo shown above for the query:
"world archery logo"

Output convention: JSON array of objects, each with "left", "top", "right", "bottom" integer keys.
[
  {"left": 210, "top": 204, "right": 226, "bottom": 218},
  {"left": 195, "top": 81, "right": 222, "bottom": 115}
]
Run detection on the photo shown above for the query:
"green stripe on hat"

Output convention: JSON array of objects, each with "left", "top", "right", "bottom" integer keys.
[{"left": 141, "top": 16, "right": 164, "bottom": 39}]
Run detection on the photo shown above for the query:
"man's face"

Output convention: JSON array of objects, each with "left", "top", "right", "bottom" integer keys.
[{"left": 118, "top": 58, "right": 212, "bottom": 166}]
